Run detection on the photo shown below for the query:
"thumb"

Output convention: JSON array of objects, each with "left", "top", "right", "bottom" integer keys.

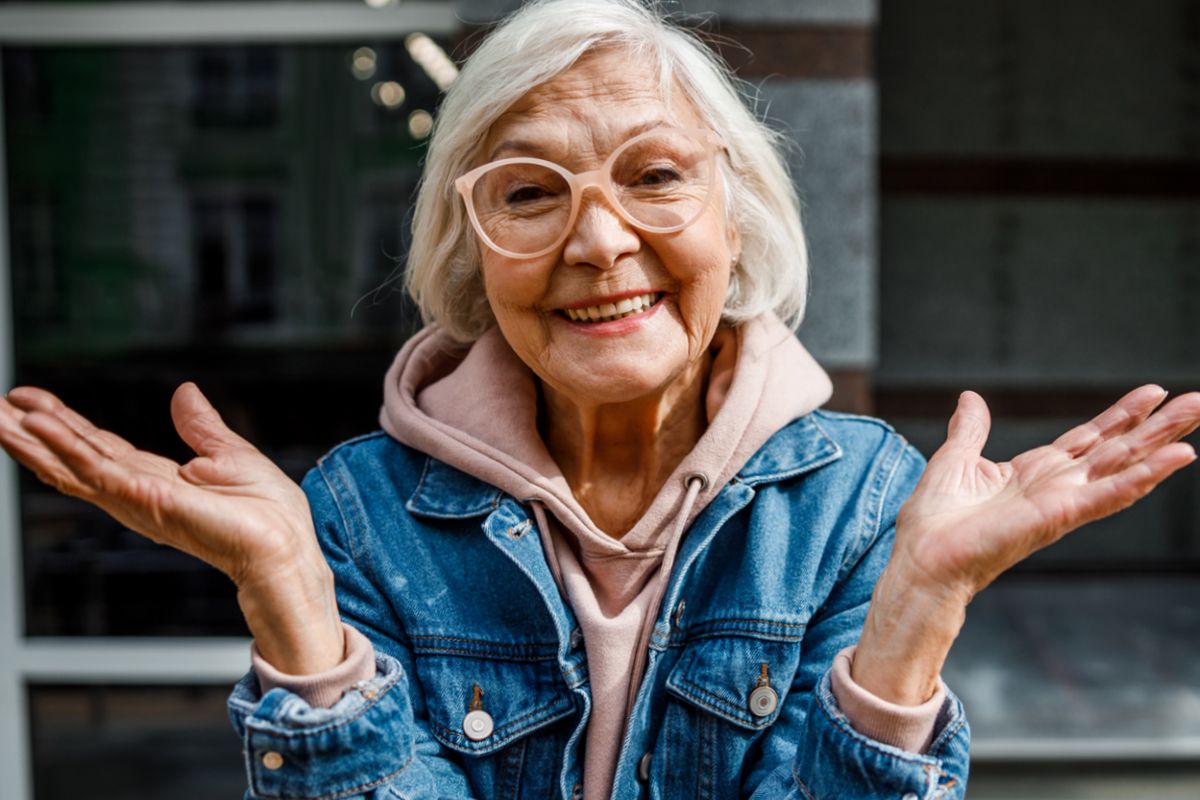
[
  {"left": 937, "top": 390, "right": 992, "bottom": 459},
  {"left": 170, "top": 382, "right": 251, "bottom": 458}
]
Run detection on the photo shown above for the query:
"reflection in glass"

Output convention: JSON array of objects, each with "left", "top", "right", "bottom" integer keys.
[
  {"left": 30, "top": 684, "right": 246, "bottom": 800},
  {"left": 5, "top": 39, "right": 448, "bottom": 635}
]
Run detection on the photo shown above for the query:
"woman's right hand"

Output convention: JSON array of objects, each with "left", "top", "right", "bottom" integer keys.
[{"left": 0, "top": 382, "right": 345, "bottom": 674}]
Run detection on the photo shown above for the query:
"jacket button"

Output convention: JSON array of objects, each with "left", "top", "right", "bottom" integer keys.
[
  {"left": 462, "top": 709, "right": 494, "bottom": 741},
  {"left": 637, "top": 751, "right": 652, "bottom": 781},
  {"left": 260, "top": 751, "right": 284, "bottom": 770},
  {"left": 748, "top": 685, "right": 778, "bottom": 717},
  {"left": 902, "top": 794, "right": 918, "bottom": 800}
]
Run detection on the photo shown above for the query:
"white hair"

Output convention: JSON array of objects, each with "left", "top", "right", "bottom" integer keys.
[{"left": 405, "top": 0, "right": 809, "bottom": 342}]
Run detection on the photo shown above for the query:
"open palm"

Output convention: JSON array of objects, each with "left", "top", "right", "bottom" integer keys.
[
  {"left": 894, "top": 384, "right": 1200, "bottom": 600},
  {"left": 0, "top": 383, "right": 320, "bottom": 589}
]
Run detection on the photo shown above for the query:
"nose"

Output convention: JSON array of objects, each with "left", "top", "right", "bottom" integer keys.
[{"left": 562, "top": 186, "right": 641, "bottom": 269}]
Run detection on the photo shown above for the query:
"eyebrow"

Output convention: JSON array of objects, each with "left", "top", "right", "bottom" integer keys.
[{"left": 486, "top": 118, "right": 675, "bottom": 162}]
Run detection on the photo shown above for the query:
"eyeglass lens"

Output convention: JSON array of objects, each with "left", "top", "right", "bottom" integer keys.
[{"left": 470, "top": 130, "right": 714, "bottom": 256}]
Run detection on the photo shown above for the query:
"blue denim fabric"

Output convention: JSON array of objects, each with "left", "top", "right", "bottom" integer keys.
[{"left": 227, "top": 410, "right": 971, "bottom": 799}]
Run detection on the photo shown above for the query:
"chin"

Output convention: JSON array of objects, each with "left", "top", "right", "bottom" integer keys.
[{"left": 557, "top": 360, "right": 681, "bottom": 406}]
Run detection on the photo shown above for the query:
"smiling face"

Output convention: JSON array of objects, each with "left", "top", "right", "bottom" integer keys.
[{"left": 475, "top": 48, "right": 740, "bottom": 408}]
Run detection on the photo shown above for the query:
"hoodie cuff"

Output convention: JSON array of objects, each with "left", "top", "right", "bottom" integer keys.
[
  {"left": 828, "top": 644, "right": 946, "bottom": 754},
  {"left": 251, "top": 622, "right": 378, "bottom": 709}
]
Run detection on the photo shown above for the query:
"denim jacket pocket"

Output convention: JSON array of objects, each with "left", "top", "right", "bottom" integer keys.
[
  {"left": 654, "top": 631, "right": 805, "bottom": 798},
  {"left": 409, "top": 636, "right": 576, "bottom": 799},
  {"left": 666, "top": 632, "right": 805, "bottom": 729}
]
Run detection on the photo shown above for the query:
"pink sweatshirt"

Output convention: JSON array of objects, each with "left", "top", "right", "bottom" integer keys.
[{"left": 253, "top": 314, "right": 946, "bottom": 797}]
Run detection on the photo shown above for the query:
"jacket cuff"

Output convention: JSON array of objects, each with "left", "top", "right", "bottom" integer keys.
[
  {"left": 829, "top": 644, "right": 945, "bottom": 753},
  {"left": 229, "top": 648, "right": 415, "bottom": 799},
  {"left": 251, "top": 622, "right": 378, "bottom": 709}
]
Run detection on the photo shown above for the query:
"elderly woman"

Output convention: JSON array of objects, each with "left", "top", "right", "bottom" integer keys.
[{"left": 2, "top": 1, "right": 1199, "bottom": 798}]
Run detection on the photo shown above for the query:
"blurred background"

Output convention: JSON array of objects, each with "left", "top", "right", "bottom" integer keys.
[{"left": 0, "top": 0, "right": 1197, "bottom": 797}]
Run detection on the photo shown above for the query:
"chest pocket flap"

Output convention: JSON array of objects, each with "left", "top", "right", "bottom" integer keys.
[
  {"left": 665, "top": 632, "right": 805, "bottom": 731},
  {"left": 413, "top": 645, "right": 576, "bottom": 756}
]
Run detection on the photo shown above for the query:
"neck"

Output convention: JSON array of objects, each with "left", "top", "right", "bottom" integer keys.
[{"left": 540, "top": 351, "right": 712, "bottom": 537}]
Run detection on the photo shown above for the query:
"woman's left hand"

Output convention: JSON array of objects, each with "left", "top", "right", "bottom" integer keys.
[
  {"left": 895, "top": 384, "right": 1200, "bottom": 602},
  {"left": 853, "top": 384, "right": 1200, "bottom": 704}
]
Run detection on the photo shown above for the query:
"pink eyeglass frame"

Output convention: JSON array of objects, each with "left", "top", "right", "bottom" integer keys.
[{"left": 454, "top": 127, "right": 724, "bottom": 260}]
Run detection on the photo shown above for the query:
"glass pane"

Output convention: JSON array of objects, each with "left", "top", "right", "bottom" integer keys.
[
  {"left": 944, "top": 576, "right": 1200, "bottom": 746},
  {"left": 30, "top": 684, "right": 245, "bottom": 800},
  {"left": 877, "top": 0, "right": 1200, "bottom": 570},
  {"left": 5, "top": 38, "right": 448, "bottom": 635}
]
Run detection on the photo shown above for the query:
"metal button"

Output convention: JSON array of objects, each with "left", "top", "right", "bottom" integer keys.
[
  {"left": 902, "top": 794, "right": 918, "bottom": 800},
  {"left": 673, "top": 600, "right": 686, "bottom": 627},
  {"left": 637, "top": 751, "right": 652, "bottom": 781},
  {"left": 260, "top": 751, "right": 284, "bottom": 770},
  {"left": 749, "top": 684, "right": 778, "bottom": 717},
  {"left": 463, "top": 709, "right": 494, "bottom": 741}
]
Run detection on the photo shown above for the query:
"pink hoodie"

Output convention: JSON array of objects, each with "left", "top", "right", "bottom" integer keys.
[{"left": 253, "top": 314, "right": 945, "bottom": 797}]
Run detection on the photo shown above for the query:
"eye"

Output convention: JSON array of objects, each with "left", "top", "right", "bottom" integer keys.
[
  {"left": 505, "top": 184, "right": 562, "bottom": 205},
  {"left": 632, "top": 166, "right": 683, "bottom": 187}
]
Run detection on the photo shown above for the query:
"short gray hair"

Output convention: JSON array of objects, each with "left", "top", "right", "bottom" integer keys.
[{"left": 405, "top": 0, "right": 808, "bottom": 342}]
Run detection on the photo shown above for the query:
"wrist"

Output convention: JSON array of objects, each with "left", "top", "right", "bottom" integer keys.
[
  {"left": 851, "top": 564, "right": 967, "bottom": 705},
  {"left": 237, "top": 560, "right": 344, "bottom": 675}
]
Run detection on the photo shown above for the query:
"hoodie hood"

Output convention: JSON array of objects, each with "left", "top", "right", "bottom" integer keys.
[{"left": 379, "top": 312, "right": 833, "bottom": 557}]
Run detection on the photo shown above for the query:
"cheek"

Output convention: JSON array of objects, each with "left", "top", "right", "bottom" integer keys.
[
  {"left": 481, "top": 256, "right": 543, "bottom": 314},
  {"left": 662, "top": 227, "right": 733, "bottom": 323},
  {"left": 480, "top": 257, "right": 553, "bottom": 347}
]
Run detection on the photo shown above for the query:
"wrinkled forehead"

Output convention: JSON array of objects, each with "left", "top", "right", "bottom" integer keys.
[{"left": 480, "top": 47, "right": 706, "bottom": 164}]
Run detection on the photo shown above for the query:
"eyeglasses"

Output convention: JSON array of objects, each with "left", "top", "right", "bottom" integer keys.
[{"left": 455, "top": 127, "right": 723, "bottom": 259}]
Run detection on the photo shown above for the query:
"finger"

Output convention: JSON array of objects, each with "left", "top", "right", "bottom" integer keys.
[
  {"left": 19, "top": 411, "right": 126, "bottom": 498},
  {"left": 6, "top": 385, "right": 67, "bottom": 413},
  {"left": 2, "top": 410, "right": 100, "bottom": 497},
  {"left": 7, "top": 386, "right": 135, "bottom": 459},
  {"left": 933, "top": 391, "right": 991, "bottom": 460},
  {"left": 2, "top": 394, "right": 76, "bottom": 481},
  {"left": 1071, "top": 441, "right": 1197, "bottom": 527},
  {"left": 0, "top": 392, "right": 29, "bottom": 435},
  {"left": 1086, "top": 392, "right": 1200, "bottom": 478},
  {"left": 0, "top": 420, "right": 78, "bottom": 488},
  {"left": 1052, "top": 384, "right": 1167, "bottom": 457},
  {"left": 170, "top": 382, "right": 252, "bottom": 458},
  {"left": 21, "top": 410, "right": 192, "bottom": 550}
]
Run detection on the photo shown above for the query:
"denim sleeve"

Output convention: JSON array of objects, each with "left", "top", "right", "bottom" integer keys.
[
  {"left": 226, "top": 465, "right": 478, "bottom": 799},
  {"left": 744, "top": 436, "right": 971, "bottom": 800}
]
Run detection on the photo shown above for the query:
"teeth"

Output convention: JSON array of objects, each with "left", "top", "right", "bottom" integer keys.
[{"left": 564, "top": 292, "right": 661, "bottom": 324}]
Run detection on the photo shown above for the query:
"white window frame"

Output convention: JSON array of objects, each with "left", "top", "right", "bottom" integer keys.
[{"left": 0, "top": 5, "right": 456, "bottom": 798}]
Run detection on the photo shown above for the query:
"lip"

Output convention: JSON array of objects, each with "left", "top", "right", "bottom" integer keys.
[
  {"left": 556, "top": 289, "right": 663, "bottom": 312},
  {"left": 555, "top": 292, "right": 667, "bottom": 335}
]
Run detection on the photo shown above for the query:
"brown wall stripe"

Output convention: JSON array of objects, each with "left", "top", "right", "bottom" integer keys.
[
  {"left": 881, "top": 157, "right": 1200, "bottom": 199},
  {"left": 825, "top": 369, "right": 874, "bottom": 415},
  {"left": 875, "top": 386, "right": 1200, "bottom": 421},
  {"left": 455, "top": 25, "right": 875, "bottom": 81},
  {"left": 703, "top": 26, "right": 873, "bottom": 80}
]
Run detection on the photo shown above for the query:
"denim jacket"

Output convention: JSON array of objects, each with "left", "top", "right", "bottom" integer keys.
[{"left": 227, "top": 410, "right": 971, "bottom": 799}]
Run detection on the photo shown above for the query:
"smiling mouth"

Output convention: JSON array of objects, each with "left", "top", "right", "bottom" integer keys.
[{"left": 560, "top": 292, "right": 664, "bottom": 323}]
